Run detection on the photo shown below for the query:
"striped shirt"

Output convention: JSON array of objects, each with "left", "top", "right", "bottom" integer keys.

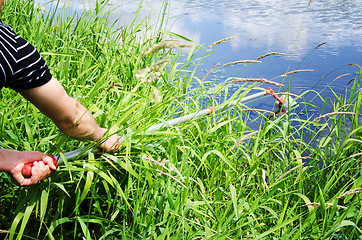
[{"left": 0, "top": 21, "right": 52, "bottom": 90}]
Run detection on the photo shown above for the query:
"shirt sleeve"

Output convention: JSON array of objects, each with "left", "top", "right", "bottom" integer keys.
[{"left": 0, "top": 22, "right": 52, "bottom": 90}]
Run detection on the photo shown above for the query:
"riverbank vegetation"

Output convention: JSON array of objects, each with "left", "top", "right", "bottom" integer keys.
[{"left": 0, "top": 0, "right": 361, "bottom": 239}]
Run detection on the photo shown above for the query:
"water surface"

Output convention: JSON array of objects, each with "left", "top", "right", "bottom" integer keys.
[{"left": 35, "top": 0, "right": 362, "bottom": 114}]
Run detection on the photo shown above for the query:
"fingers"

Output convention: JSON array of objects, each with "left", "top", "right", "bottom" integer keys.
[
  {"left": 23, "top": 161, "right": 50, "bottom": 186},
  {"left": 42, "top": 155, "right": 57, "bottom": 170},
  {"left": 99, "top": 134, "right": 122, "bottom": 153},
  {"left": 16, "top": 152, "right": 56, "bottom": 185},
  {"left": 32, "top": 161, "right": 51, "bottom": 180},
  {"left": 14, "top": 161, "right": 51, "bottom": 186}
]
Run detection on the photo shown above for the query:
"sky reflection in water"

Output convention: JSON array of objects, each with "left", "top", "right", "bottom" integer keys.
[{"left": 35, "top": 0, "right": 362, "bottom": 114}]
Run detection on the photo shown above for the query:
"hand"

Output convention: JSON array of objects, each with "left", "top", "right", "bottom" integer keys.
[
  {"left": 0, "top": 150, "right": 57, "bottom": 186},
  {"left": 98, "top": 128, "right": 122, "bottom": 153}
]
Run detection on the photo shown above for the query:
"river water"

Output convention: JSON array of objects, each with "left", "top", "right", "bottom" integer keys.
[{"left": 35, "top": 0, "right": 362, "bottom": 115}]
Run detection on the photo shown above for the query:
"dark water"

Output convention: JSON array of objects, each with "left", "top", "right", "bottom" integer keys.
[{"left": 36, "top": 0, "right": 362, "bottom": 115}]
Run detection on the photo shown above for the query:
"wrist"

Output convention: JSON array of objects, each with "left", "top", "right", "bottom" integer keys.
[{"left": 96, "top": 128, "right": 108, "bottom": 142}]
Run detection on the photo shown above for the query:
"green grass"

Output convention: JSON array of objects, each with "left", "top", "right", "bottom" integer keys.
[{"left": 0, "top": 0, "right": 361, "bottom": 239}]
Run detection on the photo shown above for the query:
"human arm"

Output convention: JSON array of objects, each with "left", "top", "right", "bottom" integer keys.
[
  {"left": 0, "top": 149, "right": 57, "bottom": 186},
  {"left": 17, "top": 77, "right": 121, "bottom": 151}
]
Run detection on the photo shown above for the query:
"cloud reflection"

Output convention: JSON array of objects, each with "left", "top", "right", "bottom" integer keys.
[{"left": 35, "top": 0, "right": 362, "bottom": 58}]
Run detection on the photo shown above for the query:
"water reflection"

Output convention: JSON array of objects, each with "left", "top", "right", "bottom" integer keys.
[
  {"left": 35, "top": 0, "right": 362, "bottom": 53},
  {"left": 34, "top": 0, "right": 361, "bottom": 110}
]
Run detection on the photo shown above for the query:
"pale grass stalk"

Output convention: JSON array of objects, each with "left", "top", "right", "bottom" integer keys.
[
  {"left": 334, "top": 188, "right": 361, "bottom": 200},
  {"left": 302, "top": 202, "right": 347, "bottom": 209},
  {"left": 208, "top": 37, "right": 234, "bottom": 48},
  {"left": 313, "top": 112, "right": 355, "bottom": 122},
  {"left": 233, "top": 131, "right": 258, "bottom": 149},
  {"left": 202, "top": 62, "right": 220, "bottom": 82},
  {"left": 160, "top": 159, "right": 184, "bottom": 181},
  {"left": 231, "top": 78, "right": 284, "bottom": 87},
  {"left": 142, "top": 156, "right": 167, "bottom": 170},
  {"left": 277, "top": 92, "right": 302, "bottom": 99},
  {"left": 240, "top": 108, "right": 275, "bottom": 114},
  {"left": 347, "top": 152, "right": 362, "bottom": 159},
  {"left": 334, "top": 73, "right": 351, "bottom": 81},
  {"left": 256, "top": 52, "right": 285, "bottom": 60},
  {"left": 141, "top": 40, "right": 194, "bottom": 56},
  {"left": 171, "top": 212, "right": 234, "bottom": 240},
  {"left": 157, "top": 170, "right": 187, "bottom": 189},
  {"left": 142, "top": 156, "right": 186, "bottom": 187},
  {"left": 75, "top": 161, "right": 87, "bottom": 193},
  {"left": 292, "top": 157, "right": 314, "bottom": 161},
  {"left": 135, "top": 58, "right": 170, "bottom": 83},
  {"left": 274, "top": 163, "right": 305, "bottom": 184},
  {"left": 151, "top": 57, "right": 171, "bottom": 71},
  {"left": 281, "top": 69, "right": 314, "bottom": 77},
  {"left": 338, "top": 104, "right": 354, "bottom": 111},
  {"left": 150, "top": 87, "right": 162, "bottom": 103},
  {"left": 223, "top": 60, "right": 261, "bottom": 67},
  {"left": 135, "top": 67, "right": 161, "bottom": 83}
]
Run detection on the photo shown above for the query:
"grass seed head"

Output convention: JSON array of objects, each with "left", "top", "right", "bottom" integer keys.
[
  {"left": 274, "top": 163, "right": 305, "bottom": 184},
  {"left": 135, "top": 67, "right": 161, "bottom": 83},
  {"left": 208, "top": 37, "right": 234, "bottom": 48},
  {"left": 223, "top": 60, "right": 261, "bottom": 67},
  {"left": 151, "top": 87, "right": 162, "bottom": 103},
  {"left": 302, "top": 202, "right": 347, "bottom": 209},
  {"left": 256, "top": 52, "right": 286, "bottom": 60},
  {"left": 142, "top": 156, "right": 185, "bottom": 184},
  {"left": 233, "top": 131, "right": 258, "bottom": 149},
  {"left": 281, "top": 69, "right": 314, "bottom": 77},
  {"left": 334, "top": 188, "right": 361, "bottom": 200},
  {"left": 314, "top": 42, "right": 327, "bottom": 49},
  {"left": 141, "top": 40, "right": 194, "bottom": 56},
  {"left": 313, "top": 112, "right": 355, "bottom": 122},
  {"left": 231, "top": 78, "right": 284, "bottom": 87},
  {"left": 348, "top": 63, "right": 361, "bottom": 68}
]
